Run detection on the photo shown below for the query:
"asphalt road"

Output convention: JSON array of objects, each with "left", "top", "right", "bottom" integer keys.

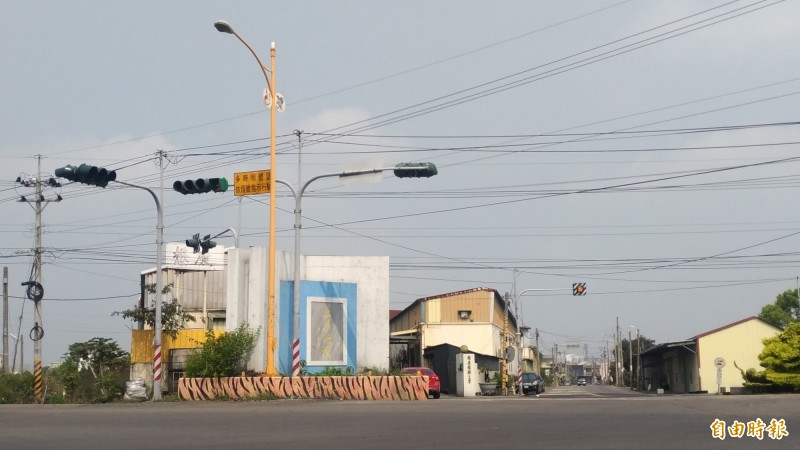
[{"left": 1, "top": 385, "right": 797, "bottom": 450}]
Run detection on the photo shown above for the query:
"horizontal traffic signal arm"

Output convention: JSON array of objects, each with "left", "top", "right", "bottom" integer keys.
[{"left": 173, "top": 177, "right": 229, "bottom": 195}]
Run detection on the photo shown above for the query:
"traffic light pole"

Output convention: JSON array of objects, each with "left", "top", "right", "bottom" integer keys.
[
  {"left": 275, "top": 163, "right": 438, "bottom": 377},
  {"left": 115, "top": 180, "right": 164, "bottom": 400},
  {"left": 514, "top": 285, "right": 581, "bottom": 391}
]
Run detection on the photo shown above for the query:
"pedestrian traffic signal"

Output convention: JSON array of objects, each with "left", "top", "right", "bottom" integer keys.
[
  {"left": 393, "top": 162, "right": 438, "bottom": 178},
  {"left": 173, "top": 177, "right": 229, "bottom": 195},
  {"left": 573, "top": 282, "right": 587, "bottom": 296},
  {"left": 186, "top": 233, "right": 201, "bottom": 253},
  {"left": 54, "top": 164, "right": 117, "bottom": 188}
]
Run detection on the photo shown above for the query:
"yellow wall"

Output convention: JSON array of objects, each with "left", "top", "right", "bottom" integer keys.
[
  {"left": 697, "top": 319, "right": 780, "bottom": 392},
  {"left": 423, "top": 323, "right": 496, "bottom": 356},
  {"left": 131, "top": 329, "right": 223, "bottom": 363}
]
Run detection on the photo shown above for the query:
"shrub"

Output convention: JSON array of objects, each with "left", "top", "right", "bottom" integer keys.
[
  {"left": 184, "top": 323, "right": 259, "bottom": 377},
  {"left": 0, "top": 371, "right": 35, "bottom": 404}
]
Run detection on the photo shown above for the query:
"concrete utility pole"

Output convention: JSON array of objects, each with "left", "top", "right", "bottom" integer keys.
[
  {"left": 616, "top": 318, "right": 622, "bottom": 387},
  {"left": 17, "top": 155, "right": 60, "bottom": 401},
  {"left": 2, "top": 267, "right": 7, "bottom": 372},
  {"left": 501, "top": 292, "right": 509, "bottom": 395},
  {"left": 628, "top": 330, "right": 633, "bottom": 389},
  {"left": 535, "top": 327, "right": 540, "bottom": 375},
  {"left": 291, "top": 130, "right": 303, "bottom": 377},
  {"left": 31, "top": 156, "right": 44, "bottom": 400},
  {"left": 553, "top": 344, "right": 558, "bottom": 386},
  {"left": 636, "top": 328, "right": 642, "bottom": 390}
]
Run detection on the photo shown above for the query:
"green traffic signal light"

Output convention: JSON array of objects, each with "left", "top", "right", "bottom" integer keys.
[
  {"left": 200, "top": 239, "right": 216, "bottom": 254},
  {"left": 173, "top": 177, "right": 229, "bottom": 195},
  {"left": 54, "top": 165, "right": 77, "bottom": 180},
  {"left": 55, "top": 163, "right": 117, "bottom": 188},
  {"left": 393, "top": 162, "right": 438, "bottom": 178},
  {"left": 186, "top": 233, "right": 201, "bottom": 253}
]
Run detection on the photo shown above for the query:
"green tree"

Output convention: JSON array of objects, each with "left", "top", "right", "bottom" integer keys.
[
  {"left": 56, "top": 337, "right": 130, "bottom": 402},
  {"left": 616, "top": 335, "right": 656, "bottom": 387},
  {"left": 113, "top": 283, "right": 195, "bottom": 339},
  {"left": 758, "top": 322, "right": 800, "bottom": 388},
  {"left": 184, "top": 323, "right": 259, "bottom": 377},
  {"left": 758, "top": 289, "right": 799, "bottom": 328}
]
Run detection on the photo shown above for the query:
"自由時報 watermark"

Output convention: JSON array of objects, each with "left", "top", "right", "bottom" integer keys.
[{"left": 710, "top": 418, "right": 789, "bottom": 440}]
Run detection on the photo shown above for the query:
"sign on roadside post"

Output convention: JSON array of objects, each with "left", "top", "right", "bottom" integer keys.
[
  {"left": 234, "top": 170, "right": 270, "bottom": 196},
  {"left": 714, "top": 357, "right": 726, "bottom": 394}
]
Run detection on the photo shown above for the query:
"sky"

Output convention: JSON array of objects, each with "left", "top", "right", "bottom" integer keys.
[{"left": 2, "top": 0, "right": 800, "bottom": 368}]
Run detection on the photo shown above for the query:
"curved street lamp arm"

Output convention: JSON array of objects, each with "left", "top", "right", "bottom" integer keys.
[{"left": 230, "top": 31, "right": 272, "bottom": 93}]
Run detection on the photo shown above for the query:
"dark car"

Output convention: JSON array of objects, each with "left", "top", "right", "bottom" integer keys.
[
  {"left": 520, "top": 372, "right": 544, "bottom": 395},
  {"left": 401, "top": 367, "right": 441, "bottom": 399},
  {"left": 577, "top": 377, "right": 587, "bottom": 386}
]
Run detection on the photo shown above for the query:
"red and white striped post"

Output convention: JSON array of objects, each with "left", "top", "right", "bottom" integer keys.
[
  {"left": 153, "top": 343, "right": 162, "bottom": 387},
  {"left": 292, "top": 338, "right": 301, "bottom": 376}
]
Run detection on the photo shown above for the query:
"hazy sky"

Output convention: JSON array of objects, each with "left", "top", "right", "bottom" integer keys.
[{"left": 3, "top": 0, "right": 800, "bottom": 367}]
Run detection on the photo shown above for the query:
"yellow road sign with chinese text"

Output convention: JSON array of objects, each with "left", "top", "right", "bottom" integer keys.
[{"left": 234, "top": 170, "right": 270, "bottom": 196}]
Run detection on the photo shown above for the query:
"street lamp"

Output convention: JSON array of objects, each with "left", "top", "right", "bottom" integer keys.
[
  {"left": 277, "top": 162, "right": 438, "bottom": 376},
  {"left": 116, "top": 181, "right": 164, "bottom": 399},
  {"left": 514, "top": 286, "right": 573, "bottom": 391},
  {"left": 215, "top": 20, "right": 279, "bottom": 375}
]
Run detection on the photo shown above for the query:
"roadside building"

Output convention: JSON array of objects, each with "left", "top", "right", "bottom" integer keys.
[
  {"left": 389, "top": 287, "right": 520, "bottom": 393},
  {"left": 640, "top": 316, "right": 781, "bottom": 394},
  {"left": 129, "top": 243, "right": 390, "bottom": 392}
]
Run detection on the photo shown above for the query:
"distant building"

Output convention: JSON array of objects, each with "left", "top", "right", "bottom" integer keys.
[
  {"left": 389, "top": 287, "right": 521, "bottom": 393},
  {"left": 641, "top": 316, "right": 781, "bottom": 393}
]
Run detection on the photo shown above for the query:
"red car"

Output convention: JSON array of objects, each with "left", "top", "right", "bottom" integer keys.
[{"left": 401, "top": 367, "right": 441, "bottom": 399}]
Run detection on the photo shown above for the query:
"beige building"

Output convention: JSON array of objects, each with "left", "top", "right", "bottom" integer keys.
[
  {"left": 641, "top": 316, "right": 781, "bottom": 394},
  {"left": 390, "top": 287, "right": 521, "bottom": 393}
]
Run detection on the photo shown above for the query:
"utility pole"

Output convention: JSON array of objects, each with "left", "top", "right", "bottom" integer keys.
[
  {"left": 152, "top": 149, "right": 179, "bottom": 399},
  {"left": 615, "top": 318, "right": 622, "bottom": 387},
  {"left": 291, "top": 130, "right": 303, "bottom": 377},
  {"left": 501, "top": 292, "right": 509, "bottom": 395},
  {"left": 553, "top": 344, "right": 558, "bottom": 386},
  {"left": 17, "top": 155, "right": 60, "bottom": 401},
  {"left": 2, "top": 267, "right": 7, "bottom": 372},
  {"left": 535, "top": 327, "right": 540, "bottom": 375},
  {"left": 513, "top": 290, "right": 522, "bottom": 395},
  {"left": 636, "top": 328, "right": 642, "bottom": 390},
  {"left": 32, "top": 156, "right": 44, "bottom": 400},
  {"left": 628, "top": 330, "right": 633, "bottom": 389}
]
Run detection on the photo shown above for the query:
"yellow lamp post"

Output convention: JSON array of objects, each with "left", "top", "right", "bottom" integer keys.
[{"left": 214, "top": 20, "right": 279, "bottom": 375}]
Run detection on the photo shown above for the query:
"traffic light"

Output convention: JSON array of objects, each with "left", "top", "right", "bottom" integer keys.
[
  {"left": 572, "top": 282, "right": 587, "bottom": 296},
  {"left": 173, "top": 177, "right": 229, "bottom": 195},
  {"left": 186, "top": 233, "right": 201, "bottom": 253},
  {"left": 54, "top": 163, "right": 117, "bottom": 188},
  {"left": 393, "top": 162, "right": 438, "bottom": 178},
  {"left": 200, "top": 234, "right": 216, "bottom": 254}
]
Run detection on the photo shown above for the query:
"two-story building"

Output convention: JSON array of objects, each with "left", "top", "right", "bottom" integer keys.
[{"left": 389, "top": 287, "right": 521, "bottom": 393}]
